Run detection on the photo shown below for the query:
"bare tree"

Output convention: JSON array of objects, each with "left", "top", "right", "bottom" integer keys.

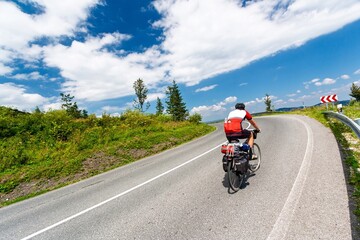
[
  {"left": 133, "top": 78, "right": 150, "bottom": 112},
  {"left": 264, "top": 94, "right": 272, "bottom": 112}
]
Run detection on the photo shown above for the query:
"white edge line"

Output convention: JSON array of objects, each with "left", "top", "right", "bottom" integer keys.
[
  {"left": 266, "top": 117, "right": 314, "bottom": 240},
  {"left": 21, "top": 143, "right": 223, "bottom": 240}
]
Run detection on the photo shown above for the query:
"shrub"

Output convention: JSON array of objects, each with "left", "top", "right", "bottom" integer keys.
[
  {"left": 188, "top": 113, "right": 202, "bottom": 124},
  {"left": 120, "top": 110, "right": 154, "bottom": 127}
]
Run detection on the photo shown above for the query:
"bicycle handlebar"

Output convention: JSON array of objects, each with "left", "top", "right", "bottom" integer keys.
[{"left": 248, "top": 129, "right": 260, "bottom": 133}]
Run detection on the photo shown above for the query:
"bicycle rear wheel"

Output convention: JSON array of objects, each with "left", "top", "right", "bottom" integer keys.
[
  {"left": 249, "top": 143, "right": 261, "bottom": 172},
  {"left": 227, "top": 161, "right": 244, "bottom": 192}
]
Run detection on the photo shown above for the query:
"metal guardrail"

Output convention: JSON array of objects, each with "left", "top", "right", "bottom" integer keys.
[{"left": 323, "top": 111, "right": 360, "bottom": 139}]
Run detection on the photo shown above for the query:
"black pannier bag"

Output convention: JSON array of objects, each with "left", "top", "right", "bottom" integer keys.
[
  {"left": 234, "top": 155, "right": 248, "bottom": 174},
  {"left": 222, "top": 155, "right": 228, "bottom": 172}
]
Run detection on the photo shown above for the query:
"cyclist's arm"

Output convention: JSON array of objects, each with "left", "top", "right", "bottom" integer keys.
[
  {"left": 249, "top": 119, "right": 260, "bottom": 132},
  {"left": 245, "top": 110, "right": 261, "bottom": 131}
]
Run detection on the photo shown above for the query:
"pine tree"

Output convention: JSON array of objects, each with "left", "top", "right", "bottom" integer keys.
[
  {"left": 133, "top": 78, "right": 150, "bottom": 112},
  {"left": 165, "top": 80, "right": 188, "bottom": 121},
  {"left": 155, "top": 97, "right": 164, "bottom": 115},
  {"left": 350, "top": 83, "right": 360, "bottom": 101},
  {"left": 33, "top": 106, "right": 42, "bottom": 114}
]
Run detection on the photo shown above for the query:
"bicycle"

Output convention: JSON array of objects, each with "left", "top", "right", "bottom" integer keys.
[{"left": 221, "top": 130, "right": 261, "bottom": 192}]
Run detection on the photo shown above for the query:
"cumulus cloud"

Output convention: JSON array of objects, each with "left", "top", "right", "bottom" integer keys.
[
  {"left": 304, "top": 77, "right": 337, "bottom": 88},
  {"left": 0, "top": 0, "right": 101, "bottom": 75},
  {"left": 340, "top": 74, "right": 350, "bottom": 80},
  {"left": 43, "top": 35, "right": 166, "bottom": 101},
  {"left": 315, "top": 78, "right": 336, "bottom": 86},
  {"left": 222, "top": 96, "right": 237, "bottom": 105},
  {"left": 147, "top": 92, "right": 166, "bottom": 101},
  {"left": 0, "top": 63, "right": 12, "bottom": 75},
  {"left": 11, "top": 71, "right": 46, "bottom": 81},
  {"left": 0, "top": 0, "right": 100, "bottom": 49},
  {"left": 190, "top": 96, "right": 237, "bottom": 117},
  {"left": 101, "top": 105, "right": 123, "bottom": 113},
  {"left": 152, "top": 0, "right": 360, "bottom": 86},
  {"left": 0, "top": 83, "right": 48, "bottom": 110},
  {"left": 195, "top": 84, "right": 218, "bottom": 92},
  {"left": 287, "top": 90, "right": 301, "bottom": 97},
  {"left": 355, "top": 69, "right": 360, "bottom": 75},
  {"left": 1, "top": 0, "right": 360, "bottom": 111},
  {"left": 274, "top": 99, "right": 285, "bottom": 105},
  {"left": 43, "top": 102, "right": 62, "bottom": 111}
]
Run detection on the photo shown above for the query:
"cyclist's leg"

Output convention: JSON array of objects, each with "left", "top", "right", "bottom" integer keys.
[
  {"left": 247, "top": 131, "right": 254, "bottom": 148},
  {"left": 240, "top": 130, "right": 253, "bottom": 148},
  {"left": 245, "top": 131, "right": 257, "bottom": 159}
]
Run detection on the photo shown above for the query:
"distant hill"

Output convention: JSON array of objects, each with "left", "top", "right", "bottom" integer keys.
[
  {"left": 275, "top": 100, "right": 350, "bottom": 112},
  {"left": 312, "top": 100, "right": 350, "bottom": 107},
  {"left": 203, "top": 100, "right": 352, "bottom": 123}
]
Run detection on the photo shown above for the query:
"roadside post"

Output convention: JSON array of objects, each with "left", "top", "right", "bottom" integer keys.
[{"left": 337, "top": 104, "right": 343, "bottom": 113}]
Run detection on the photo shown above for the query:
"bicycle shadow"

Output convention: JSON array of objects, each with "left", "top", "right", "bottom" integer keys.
[{"left": 222, "top": 172, "right": 256, "bottom": 194}]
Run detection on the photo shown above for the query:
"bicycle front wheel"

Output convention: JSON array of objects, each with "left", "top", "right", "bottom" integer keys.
[
  {"left": 249, "top": 143, "right": 261, "bottom": 172},
  {"left": 227, "top": 161, "right": 244, "bottom": 192}
]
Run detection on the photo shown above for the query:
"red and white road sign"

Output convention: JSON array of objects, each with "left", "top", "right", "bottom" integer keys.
[{"left": 320, "top": 94, "right": 338, "bottom": 103}]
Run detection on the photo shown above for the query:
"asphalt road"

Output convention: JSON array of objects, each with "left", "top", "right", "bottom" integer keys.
[{"left": 0, "top": 115, "right": 356, "bottom": 239}]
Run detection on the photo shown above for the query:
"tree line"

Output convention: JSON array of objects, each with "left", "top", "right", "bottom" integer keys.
[
  {"left": 133, "top": 78, "right": 200, "bottom": 122},
  {"left": 57, "top": 78, "right": 201, "bottom": 123}
]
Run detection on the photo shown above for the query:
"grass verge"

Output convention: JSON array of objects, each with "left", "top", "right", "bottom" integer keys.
[{"left": 0, "top": 109, "right": 215, "bottom": 207}]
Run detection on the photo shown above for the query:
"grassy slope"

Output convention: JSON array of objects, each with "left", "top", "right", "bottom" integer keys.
[{"left": 0, "top": 108, "right": 215, "bottom": 207}]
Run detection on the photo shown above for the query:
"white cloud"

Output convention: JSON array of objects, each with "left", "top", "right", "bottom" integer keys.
[
  {"left": 101, "top": 105, "right": 123, "bottom": 113},
  {"left": 274, "top": 99, "right": 285, "bottom": 105},
  {"left": 1, "top": 0, "right": 360, "bottom": 110},
  {"left": 147, "top": 92, "right": 166, "bottom": 102},
  {"left": 315, "top": 78, "right": 336, "bottom": 86},
  {"left": 355, "top": 69, "right": 360, "bottom": 75},
  {"left": 43, "top": 102, "right": 62, "bottom": 111},
  {"left": 195, "top": 84, "right": 218, "bottom": 92},
  {"left": 311, "top": 78, "right": 320, "bottom": 83},
  {"left": 222, "top": 96, "right": 237, "bottom": 104},
  {"left": 0, "top": 0, "right": 101, "bottom": 75},
  {"left": 0, "top": 63, "right": 12, "bottom": 75},
  {"left": 341, "top": 74, "right": 350, "bottom": 80},
  {"left": 191, "top": 104, "right": 226, "bottom": 114},
  {"left": 152, "top": 0, "right": 360, "bottom": 86},
  {"left": 0, "top": 0, "right": 100, "bottom": 50},
  {"left": 304, "top": 78, "right": 319, "bottom": 89},
  {"left": 43, "top": 36, "right": 166, "bottom": 101},
  {"left": 190, "top": 103, "right": 227, "bottom": 121},
  {"left": 0, "top": 83, "right": 48, "bottom": 110},
  {"left": 11, "top": 71, "right": 46, "bottom": 81},
  {"left": 287, "top": 90, "right": 301, "bottom": 97},
  {"left": 190, "top": 96, "right": 237, "bottom": 119}
]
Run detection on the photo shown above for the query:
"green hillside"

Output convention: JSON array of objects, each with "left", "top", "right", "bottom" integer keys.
[{"left": 0, "top": 107, "right": 215, "bottom": 206}]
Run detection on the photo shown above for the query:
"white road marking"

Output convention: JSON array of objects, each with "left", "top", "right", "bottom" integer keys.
[
  {"left": 21, "top": 144, "right": 223, "bottom": 240},
  {"left": 267, "top": 117, "right": 314, "bottom": 240}
]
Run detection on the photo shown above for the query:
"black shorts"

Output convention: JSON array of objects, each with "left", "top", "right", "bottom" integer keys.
[{"left": 226, "top": 129, "right": 251, "bottom": 142}]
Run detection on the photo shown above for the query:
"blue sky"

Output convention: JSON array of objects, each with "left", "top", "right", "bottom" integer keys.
[{"left": 1, "top": 0, "right": 360, "bottom": 122}]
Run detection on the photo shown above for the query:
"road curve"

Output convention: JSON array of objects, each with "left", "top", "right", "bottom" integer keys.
[{"left": 0, "top": 115, "right": 355, "bottom": 239}]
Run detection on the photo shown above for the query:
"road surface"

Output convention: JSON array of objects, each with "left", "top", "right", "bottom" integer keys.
[{"left": 0, "top": 115, "right": 356, "bottom": 239}]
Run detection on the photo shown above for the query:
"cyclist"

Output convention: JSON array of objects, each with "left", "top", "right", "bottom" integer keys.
[{"left": 224, "top": 103, "right": 261, "bottom": 159}]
